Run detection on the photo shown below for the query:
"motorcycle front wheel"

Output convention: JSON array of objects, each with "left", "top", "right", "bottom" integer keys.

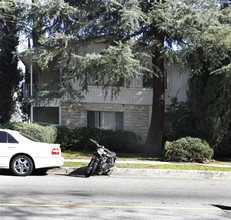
[{"left": 85, "top": 160, "right": 98, "bottom": 177}]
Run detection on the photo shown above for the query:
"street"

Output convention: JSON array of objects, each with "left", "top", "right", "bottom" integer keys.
[{"left": 0, "top": 171, "right": 230, "bottom": 219}]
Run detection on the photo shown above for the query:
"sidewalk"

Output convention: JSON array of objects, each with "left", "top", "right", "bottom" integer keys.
[{"left": 47, "top": 158, "right": 231, "bottom": 180}]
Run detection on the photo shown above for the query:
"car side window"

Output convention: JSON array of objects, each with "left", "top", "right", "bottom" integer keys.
[
  {"left": 8, "top": 133, "right": 18, "bottom": 143},
  {"left": 0, "top": 131, "right": 7, "bottom": 143}
]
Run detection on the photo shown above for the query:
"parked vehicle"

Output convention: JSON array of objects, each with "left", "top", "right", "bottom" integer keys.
[
  {"left": 85, "top": 139, "right": 116, "bottom": 177},
  {"left": 0, "top": 129, "right": 64, "bottom": 176}
]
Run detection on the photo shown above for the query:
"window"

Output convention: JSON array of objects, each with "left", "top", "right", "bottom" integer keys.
[
  {"left": 0, "top": 132, "right": 18, "bottom": 143},
  {"left": 8, "top": 134, "right": 18, "bottom": 143},
  {"left": 87, "top": 111, "right": 123, "bottom": 131},
  {"left": 33, "top": 107, "right": 59, "bottom": 125},
  {"left": 20, "top": 133, "right": 37, "bottom": 142},
  {"left": 0, "top": 132, "right": 7, "bottom": 143}
]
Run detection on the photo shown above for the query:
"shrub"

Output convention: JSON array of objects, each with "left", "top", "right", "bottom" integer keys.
[
  {"left": 0, "top": 122, "right": 139, "bottom": 152},
  {"left": 56, "top": 126, "right": 139, "bottom": 152},
  {"left": 0, "top": 122, "right": 57, "bottom": 143},
  {"left": 166, "top": 97, "right": 199, "bottom": 141},
  {"left": 164, "top": 137, "right": 214, "bottom": 163}
]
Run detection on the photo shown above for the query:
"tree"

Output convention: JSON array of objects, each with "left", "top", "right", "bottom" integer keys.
[
  {"left": 0, "top": 0, "right": 21, "bottom": 123},
  {"left": 188, "top": 74, "right": 231, "bottom": 149},
  {"left": 21, "top": 0, "right": 231, "bottom": 155},
  {"left": 186, "top": 0, "right": 231, "bottom": 149}
]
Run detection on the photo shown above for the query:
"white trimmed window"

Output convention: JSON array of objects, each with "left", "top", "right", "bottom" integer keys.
[{"left": 87, "top": 111, "right": 123, "bottom": 131}]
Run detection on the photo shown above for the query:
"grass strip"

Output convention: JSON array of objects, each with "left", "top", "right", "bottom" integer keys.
[
  {"left": 62, "top": 151, "right": 230, "bottom": 165},
  {"left": 63, "top": 162, "right": 231, "bottom": 172},
  {"left": 62, "top": 151, "right": 162, "bottom": 161}
]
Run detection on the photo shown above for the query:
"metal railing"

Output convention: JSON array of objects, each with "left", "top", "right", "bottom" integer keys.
[{"left": 22, "top": 83, "right": 42, "bottom": 98}]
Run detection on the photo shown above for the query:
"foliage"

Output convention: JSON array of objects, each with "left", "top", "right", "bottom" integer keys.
[
  {"left": 187, "top": 74, "right": 231, "bottom": 149},
  {"left": 0, "top": 122, "right": 138, "bottom": 151},
  {"left": 0, "top": 122, "right": 57, "bottom": 143},
  {"left": 0, "top": 0, "right": 22, "bottom": 123},
  {"left": 17, "top": 0, "right": 231, "bottom": 156},
  {"left": 184, "top": 2, "right": 231, "bottom": 150},
  {"left": 56, "top": 126, "right": 139, "bottom": 152},
  {"left": 164, "top": 137, "right": 214, "bottom": 163},
  {"left": 166, "top": 97, "right": 199, "bottom": 140}
]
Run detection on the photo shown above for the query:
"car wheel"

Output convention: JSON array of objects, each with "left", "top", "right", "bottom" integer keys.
[{"left": 11, "top": 155, "right": 34, "bottom": 176}]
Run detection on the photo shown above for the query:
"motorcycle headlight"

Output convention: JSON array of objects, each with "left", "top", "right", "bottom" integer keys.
[{"left": 97, "top": 148, "right": 104, "bottom": 155}]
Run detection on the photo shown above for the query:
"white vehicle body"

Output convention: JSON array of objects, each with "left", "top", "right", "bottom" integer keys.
[{"left": 0, "top": 129, "right": 64, "bottom": 175}]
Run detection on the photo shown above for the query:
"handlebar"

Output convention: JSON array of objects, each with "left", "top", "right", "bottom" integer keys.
[
  {"left": 90, "top": 139, "right": 98, "bottom": 145},
  {"left": 90, "top": 139, "right": 104, "bottom": 148}
]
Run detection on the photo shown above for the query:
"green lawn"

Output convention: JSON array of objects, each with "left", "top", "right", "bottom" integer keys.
[
  {"left": 62, "top": 150, "right": 231, "bottom": 172},
  {"left": 62, "top": 150, "right": 162, "bottom": 161},
  {"left": 62, "top": 150, "right": 93, "bottom": 159},
  {"left": 63, "top": 162, "right": 231, "bottom": 172}
]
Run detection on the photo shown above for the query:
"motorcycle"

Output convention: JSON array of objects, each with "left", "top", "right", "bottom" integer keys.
[{"left": 85, "top": 139, "right": 116, "bottom": 177}]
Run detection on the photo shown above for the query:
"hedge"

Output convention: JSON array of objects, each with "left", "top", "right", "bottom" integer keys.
[
  {"left": 0, "top": 122, "right": 57, "bottom": 143},
  {"left": 0, "top": 123, "right": 139, "bottom": 152},
  {"left": 164, "top": 137, "right": 214, "bottom": 163},
  {"left": 56, "top": 126, "right": 139, "bottom": 152}
]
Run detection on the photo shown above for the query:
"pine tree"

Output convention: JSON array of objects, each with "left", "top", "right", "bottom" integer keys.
[
  {"left": 0, "top": 0, "right": 21, "bottom": 123},
  {"left": 186, "top": 0, "right": 231, "bottom": 149},
  {"left": 21, "top": 0, "right": 231, "bottom": 155}
]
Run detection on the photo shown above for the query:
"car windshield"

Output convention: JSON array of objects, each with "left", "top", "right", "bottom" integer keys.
[{"left": 20, "top": 133, "right": 39, "bottom": 142}]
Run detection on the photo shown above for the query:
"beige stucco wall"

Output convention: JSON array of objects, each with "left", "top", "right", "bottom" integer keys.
[{"left": 61, "top": 102, "right": 150, "bottom": 147}]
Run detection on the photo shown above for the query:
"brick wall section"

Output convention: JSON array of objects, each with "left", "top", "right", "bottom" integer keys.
[
  {"left": 61, "top": 102, "right": 150, "bottom": 145},
  {"left": 61, "top": 103, "right": 86, "bottom": 128},
  {"left": 123, "top": 105, "right": 149, "bottom": 142}
]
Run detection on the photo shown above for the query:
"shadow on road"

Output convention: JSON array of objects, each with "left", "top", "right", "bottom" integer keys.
[
  {"left": 0, "top": 169, "right": 48, "bottom": 176},
  {"left": 212, "top": 204, "right": 231, "bottom": 211},
  {"left": 0, "top": 169, "right": 12, "bottom": 176},
  {"left": 67, "top": 167, "right": 87, "bottom": 178}
]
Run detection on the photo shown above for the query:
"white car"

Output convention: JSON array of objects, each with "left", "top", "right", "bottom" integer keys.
[{"left": 0, "top": 129, "right": 64, "bottom": 176}]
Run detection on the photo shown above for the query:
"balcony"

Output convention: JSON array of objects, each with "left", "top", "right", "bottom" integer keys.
[
  {"left": 22, "top": 83, "right": 42, "bottom": 98},
  {"left": 23, "top": 83, "right": 154, "bottom": 105}
]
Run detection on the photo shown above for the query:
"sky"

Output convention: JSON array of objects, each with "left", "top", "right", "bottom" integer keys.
[{"left": 17, "top": 33, "right": 28, "bottom": 72}]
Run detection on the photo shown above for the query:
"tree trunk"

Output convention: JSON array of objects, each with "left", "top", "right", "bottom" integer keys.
[{"left": 145, "top": 32, "right": 165, "bottom": 157}]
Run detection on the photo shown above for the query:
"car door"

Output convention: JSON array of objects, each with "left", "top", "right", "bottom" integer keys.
[{"left": 0, "top": 131, "right": 18, "bottom": 168}]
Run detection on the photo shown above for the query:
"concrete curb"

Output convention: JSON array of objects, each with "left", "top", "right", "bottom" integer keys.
[
  {"left": 47, "top": 166, "right": 231, "bottom": 180},
  {"left": 112, "top": 168, "right": 231, "bottom": 179},
  {"left": 48, "top": 158, "right": 231, "bottom": 179}
]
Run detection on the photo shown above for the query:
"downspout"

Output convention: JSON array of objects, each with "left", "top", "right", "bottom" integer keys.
[
  {"left": 30, "top": 61, "right": 33, "bottom": 96},
  {"left": 30, "top": 61, "right": 33, "bottom": 122}
]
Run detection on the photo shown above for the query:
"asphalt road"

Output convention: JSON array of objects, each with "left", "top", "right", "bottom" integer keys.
[{"left": 0, "top": 172, "right": 231, "bottom": 219}]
